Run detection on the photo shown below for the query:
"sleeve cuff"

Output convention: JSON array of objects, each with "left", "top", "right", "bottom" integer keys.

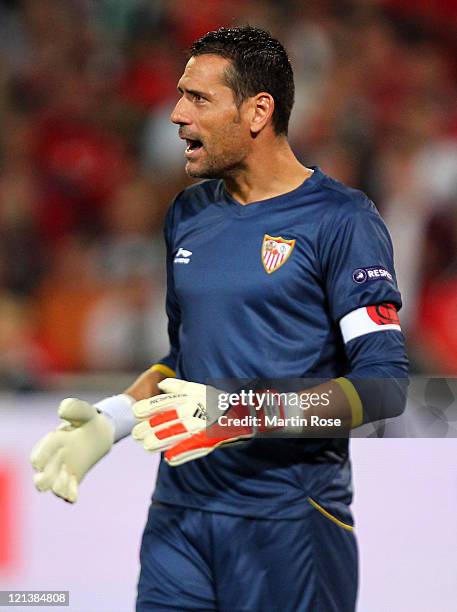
[
  {"left": 334, "top": 377, "right": 363, "bottom": 428},
  {"left": 150, "top": 363, "right": 176, "bottom": 378},
  {"left": 95, "top": 394, "right": 137, "bottom": 442}
]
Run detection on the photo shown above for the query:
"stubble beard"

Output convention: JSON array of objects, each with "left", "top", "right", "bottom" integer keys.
[
  {"left": 185, "top": 115, "right": 248, "bottom": 179},
  {"left": 185, "top": 151, "right": 246, "bottom": 179}
]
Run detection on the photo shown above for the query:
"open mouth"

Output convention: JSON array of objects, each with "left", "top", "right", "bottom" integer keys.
[{"left": 185, "top": 139, "right": 203, "bottom": 154}]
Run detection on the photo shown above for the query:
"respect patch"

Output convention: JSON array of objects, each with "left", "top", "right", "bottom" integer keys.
[{"left": 352, "top": 267, "right": 393, "bottom": 284}]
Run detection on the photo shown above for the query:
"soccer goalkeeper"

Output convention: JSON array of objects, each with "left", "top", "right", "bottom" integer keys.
[{"left": 31, "top": 26, "right": 408, "bottom": 612}]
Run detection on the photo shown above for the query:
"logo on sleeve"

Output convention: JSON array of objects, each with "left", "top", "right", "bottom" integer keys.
[
  {"left": 352, "top": 267, "right": 393, "bottom": 284},
  {"left": 262, "top": 235, "right": 296, "bottom": 274},
  {"left": 174, "top": 248, "right": 193, "bottom": 264}
]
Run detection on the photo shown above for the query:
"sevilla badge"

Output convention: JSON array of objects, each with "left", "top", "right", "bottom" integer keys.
[{"left": 262, "top": 234, "right": 296, "bottom": 274}]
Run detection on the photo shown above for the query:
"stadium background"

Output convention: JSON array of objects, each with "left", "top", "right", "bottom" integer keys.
[{"left": 0, "top": 1, "right": 456, "bottom": 610}]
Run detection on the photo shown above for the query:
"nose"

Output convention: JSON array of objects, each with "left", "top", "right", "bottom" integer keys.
[{"left": 170, "top": 97, "right": 190, "bottom": 125}]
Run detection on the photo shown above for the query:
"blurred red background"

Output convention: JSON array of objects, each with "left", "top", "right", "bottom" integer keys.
[{"left": 0, "top": 0, "right": 456, "bottom": 389}]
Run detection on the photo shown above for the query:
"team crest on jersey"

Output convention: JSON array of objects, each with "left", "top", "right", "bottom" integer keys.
[{"left": 261, "top": 235, "right": 296, "bottom": 274}]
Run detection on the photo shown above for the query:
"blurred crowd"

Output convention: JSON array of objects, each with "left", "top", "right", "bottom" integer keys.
[{"left": 0, "top": 0, "right": 456, "bottom": 389}]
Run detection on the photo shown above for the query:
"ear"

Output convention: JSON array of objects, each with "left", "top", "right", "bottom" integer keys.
[{"left": 249, "top": 93, "right": 275, "bottom": 134}]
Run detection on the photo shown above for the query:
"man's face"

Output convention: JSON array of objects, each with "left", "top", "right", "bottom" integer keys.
[{"left": 170, "top": 55, "right": 251, "bottom": 178}]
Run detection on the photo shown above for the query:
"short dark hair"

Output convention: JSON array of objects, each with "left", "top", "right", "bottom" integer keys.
[{"left": 190, "top": 26, "right": 295, "bottom": 136}]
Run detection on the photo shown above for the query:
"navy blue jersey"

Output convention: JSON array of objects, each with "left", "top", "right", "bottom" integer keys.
[{"left": 153, "top": 167, "right": 406, "bottom": 518}]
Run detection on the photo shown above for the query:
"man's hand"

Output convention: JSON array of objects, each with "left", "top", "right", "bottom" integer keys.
[
  {"left": 30, "top": 399, "right": 115, "bottom": 503},
  {"left": 132, "top": 378, "right": 253, "bottom": 466},
  {"left": 131, "top": 378, "right": 209, "bottom": 452}
]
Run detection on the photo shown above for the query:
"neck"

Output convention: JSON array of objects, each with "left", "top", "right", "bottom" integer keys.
[{"left": 223, "top": 137, "right": 313, "bottom": 205}]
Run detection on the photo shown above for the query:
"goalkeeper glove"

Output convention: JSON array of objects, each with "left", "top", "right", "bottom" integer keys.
[
  {"left": 30, "top": 399, "right": 115, "bottom": 503},
  {"left": 132, "top": 378, "right": 209, "bottom": 450},
  {"left": 132, "top": 378, "right": 283, "bottom": 466}
]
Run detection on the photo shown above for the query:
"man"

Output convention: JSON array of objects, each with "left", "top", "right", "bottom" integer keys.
[{"left": 31, "top": 26, "right": 408, "bottom": 611}]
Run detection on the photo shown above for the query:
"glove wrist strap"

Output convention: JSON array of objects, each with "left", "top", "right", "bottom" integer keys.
[{"left": 95, "top": 394, "right": 136, "bottom": 442}]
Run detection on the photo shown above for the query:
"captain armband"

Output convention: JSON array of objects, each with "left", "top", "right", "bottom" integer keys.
[{"left": 339, "top": 303, "right": 401, "bottom": 344}]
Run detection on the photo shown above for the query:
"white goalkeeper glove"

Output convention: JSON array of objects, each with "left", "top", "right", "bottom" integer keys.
[
  {"left": 132, "top": 378, "right": 254, "bottom": 466},
  {"left": 30, "top": 398, "right": 115, "bottom": 503},
  {"left": 132, "top": 378, "right": 210, "bottom": 451}
]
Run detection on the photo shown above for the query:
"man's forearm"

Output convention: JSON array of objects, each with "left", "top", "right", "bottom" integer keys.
[
  {"left": 96, "top": 368, "right": 169, "bottom": 442},
  {"left": 251, "top": 376, "right": 406, "bottom": 437},
  {"left": 294, "top": 379, "right": 354, "bottom": 433},
  {"left": 125, "top": 368, "right": 168, "bottom": 401}
]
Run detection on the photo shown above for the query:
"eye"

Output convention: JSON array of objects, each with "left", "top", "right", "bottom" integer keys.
[{"left": 191, "top": 93, "right": 205, "bottom": 103}]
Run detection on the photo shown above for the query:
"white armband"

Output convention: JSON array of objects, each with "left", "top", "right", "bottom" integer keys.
[
  {"left": 340, "top": 304, "right": 401, "bottom": 344},
  {"left": 95, "top": 394, "right": 137, "bottom": 442}
]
